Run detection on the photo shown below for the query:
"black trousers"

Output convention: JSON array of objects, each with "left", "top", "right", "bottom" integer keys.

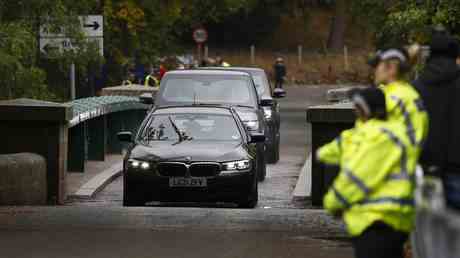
[
  {"left": 275, "top": 79, "right": 283, "bottom": 88},
  {"left": 352, "top": 222, "right": 408, "bottom": 258}
]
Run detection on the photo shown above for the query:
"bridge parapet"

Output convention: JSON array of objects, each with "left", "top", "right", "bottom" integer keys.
[{"left": 66, "top": 95, "right": 149, "bottom": 173}]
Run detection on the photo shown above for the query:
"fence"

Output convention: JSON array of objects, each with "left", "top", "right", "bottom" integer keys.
[
  {"left": 198, "top": 45, "right": 369, "bottom": 84},
  {"left": 67, "top": 95, "right": 149, "bottom": 172},
  {"left": 412, "top": 168, "right": 460, "bottom": 258}
]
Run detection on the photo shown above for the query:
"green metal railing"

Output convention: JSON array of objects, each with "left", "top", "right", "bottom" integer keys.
[{"left": 66, "top": 96, "right": 149, "bottom": 172}]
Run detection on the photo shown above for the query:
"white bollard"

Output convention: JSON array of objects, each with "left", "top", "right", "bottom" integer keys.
[
  {"left": 250, "top": 45, "right": 255, "bottom": 65},
  {"left": 298, "top": 45, "right": 303, "bottom": 65}
]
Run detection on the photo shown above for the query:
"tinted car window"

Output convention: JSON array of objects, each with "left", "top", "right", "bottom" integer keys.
[
  {"left": 158, "top": 74, "right": 257, "bottom": 107},
  {"left": 139, "top": 114, "right": 242, "bottom": 143},
  {"left": 249, "top": 71, "right": 270, "bottom": 95}
]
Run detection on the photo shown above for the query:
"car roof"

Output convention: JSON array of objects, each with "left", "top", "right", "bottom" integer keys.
[
  {"left": 153, "top": 106, "right": 234, "bottom": 116},
  {"left": 202, "top": 67, "right": 265, "bottom": 72},
  {"left": 165, "top": 69, "right": 251, "bottom": 77}
]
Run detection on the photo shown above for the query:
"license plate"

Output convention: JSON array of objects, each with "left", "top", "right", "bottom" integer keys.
[{"left": 169, "top": 177, "right": 207, "bottom": 187}]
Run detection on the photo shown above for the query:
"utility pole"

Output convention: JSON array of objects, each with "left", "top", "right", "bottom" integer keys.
[{"left": 70, "top": 63, "right": 76, "bottom": 100}]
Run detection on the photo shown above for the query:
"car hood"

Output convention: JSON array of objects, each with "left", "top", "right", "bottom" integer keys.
[{"left": 130, "top": 141, "right": 247, "bottom": 163}]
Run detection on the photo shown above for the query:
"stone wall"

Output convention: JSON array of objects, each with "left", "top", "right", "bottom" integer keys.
[
  {"left": 0, "top": 98, "right": 71, "bottom": 204},
  {"left": 0, "top": 153, "right": 47, "bottom": 205},
  {"left": 101, "top": 85, "right": 158, "bottom": 98}
]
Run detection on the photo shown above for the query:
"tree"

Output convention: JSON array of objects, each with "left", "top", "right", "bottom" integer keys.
[
  {"left": 327, "top": 0, "right": 347, "bottom": 50},
  {"left": 351, "top": 0, "right": 460, "bottom": 48},
  {"left": 0, "top": 0, "right": 104, "bottom": 101}
]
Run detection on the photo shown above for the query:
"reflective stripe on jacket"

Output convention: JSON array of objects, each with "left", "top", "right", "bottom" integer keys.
[
  {"left": 381, "top": 81, "right": 429, "bottom": 150},
  {"left": 318, "top": 119, "right": 417, "bottom": 236},
  {"left": 144, "top": 75, "right": 159, "bottom": 87}
]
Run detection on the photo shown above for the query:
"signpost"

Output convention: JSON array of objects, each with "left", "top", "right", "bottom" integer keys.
[
  {"left": 193, "top": 27, "right": 208, "bottom": 61},
  {"left": 40, "top": 15, "right": 104, "bottom": 100}
]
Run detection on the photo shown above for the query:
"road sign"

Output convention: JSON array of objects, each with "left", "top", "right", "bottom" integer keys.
[
  {"left": 39, "top": 37, "right": 103, "bottom": 56},
  {"left": 80, "top": 15, "right": 103, "bottom": 37},
  {"left": 40, "top": 15, "right": 103, "bottom": 56},
  {"left": 193, "top": 28, "right": 208, "bottom": 44},
  {"left": 40, "top": 15, "right": 103, "bottom": 38},
  {"left": 39, "top": 38, "right": 75, "bottom": 54}
]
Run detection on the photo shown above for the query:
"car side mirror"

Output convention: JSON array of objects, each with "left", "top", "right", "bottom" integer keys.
[
  {"left": 273, "top": 88, "right": 286, "bottom": 98},
  {"left": 117, "top": 131, "right": 133, "bottom": 142},
  {"left": 249, "top": 133, "right": 265, "bottom": 143},
  {"left": 260, "top": 98, "right": 274, "bottom": 107},
  {"left": 139, "top": 93, "right": 154, "bottom": 105}
]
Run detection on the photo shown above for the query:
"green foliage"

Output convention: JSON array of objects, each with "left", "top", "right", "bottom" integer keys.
[
  {"left": 0, "top": 0, "right": 103, "bottom": 101},
  {"left": 0, "top": 21, "right": 56, "bottom": 100},
  {"left": 351, "top": 0, "right": 460, "bottom": 48}
]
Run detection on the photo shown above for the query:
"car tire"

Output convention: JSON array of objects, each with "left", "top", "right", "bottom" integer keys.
[
  {"left": 274, "top": 133, "right": 280, "bottom": 162},
  {"left": 267, "top": 145, "right": 276, "bottom": 164},
  {"left": 258, "top": 145, "right": 267, "bottom": 182},
  {"left": 267, "top": 133, "right": 280, "bottom": 164},
  {"left": 238, "top": 182, "right": 258, "bottom": 208},
  {"left": 123, "top": 192, "right": 145, "bottom": 207}
]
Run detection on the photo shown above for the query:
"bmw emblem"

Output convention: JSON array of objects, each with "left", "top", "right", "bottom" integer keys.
[{"left": 185, "top": 156, "right": 192, "bottom": 163}]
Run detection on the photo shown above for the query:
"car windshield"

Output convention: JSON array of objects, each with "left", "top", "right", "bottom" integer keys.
[
  {"left": 249, "top": 71, "right": 270, "bottom": 95},
  {"left": 138, "top": 113, "right": 242, "bottom": 143},
  {"left": 158, "top": 74, "right": 257, "bottom": 107}
]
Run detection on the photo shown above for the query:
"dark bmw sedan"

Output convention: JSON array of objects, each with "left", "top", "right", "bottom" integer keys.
[{"left": 117, "top": 106, "right": 265, "bottom": 208}]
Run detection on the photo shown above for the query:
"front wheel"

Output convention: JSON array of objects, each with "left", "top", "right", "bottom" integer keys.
[
  {"left": 123, "top": 189, "right": 145, "bottom": 207},
  {"left": 123, "top": 198, "right": 145, "bottom": 207},
  {"left": 238, "top": 182, "right": 258, "bottom": 208},
  {"left": 267, "top": 133, "right": 280, "bottom": 164},
  {"left": 257, "top": 144, "right": 267, "bottom": 181}
]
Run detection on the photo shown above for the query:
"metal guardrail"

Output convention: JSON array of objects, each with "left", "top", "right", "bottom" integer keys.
[
  {"left": 412, "top": 167, "right": 460, "bottom": 258},
  {"left": 67, "top": 96, "right": 148, "bottom": 127},
  {"left": 65, "top": 96, "right": 149, "bottom": 172}
]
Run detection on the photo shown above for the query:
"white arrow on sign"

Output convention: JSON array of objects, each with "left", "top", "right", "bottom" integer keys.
[
  {"left": 40, "top": 37, "right": 103, "bottom": 56},
  {"left": 39, "top": 38, "right": 75, "bottom": 54}
]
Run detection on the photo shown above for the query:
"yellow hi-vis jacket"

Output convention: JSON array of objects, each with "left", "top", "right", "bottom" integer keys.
[
  {"left": 317, "top": 119, "right": 417, "bottom": 236},
  {"left": 144, "top": 74, "right": 159, "bottom": 88},
  {"left": 381, "top": 80, "right": 429, "bottom": 151}
]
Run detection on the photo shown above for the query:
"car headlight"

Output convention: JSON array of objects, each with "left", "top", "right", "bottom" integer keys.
[
  {"left": 222, "top": 160, "right": 251, "bottom": 173},
  {"left": 263, "top": 108, "right": 273, "bottom": 119},
  {"left": 128, "top": 159, "right": 151, "bottom": 170},
  {"left": 244, "top": 120, "right": 259, "bottom": 131}
]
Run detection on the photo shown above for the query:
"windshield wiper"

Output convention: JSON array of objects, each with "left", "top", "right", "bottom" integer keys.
[
  {"left": 233, "top": 104, "right": 255, "bottom": 109},
  {"left": 168, "top": 116, "right": 184, "bottom": 143}
]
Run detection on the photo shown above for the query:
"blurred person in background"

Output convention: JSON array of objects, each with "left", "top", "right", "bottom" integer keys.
[
  {"left": 144, "top": 65, "right": 159, "bottom": 87},
  {"left": 159, "top": 63, "right": 167, "bottom": 80},
  {"left": 273, "top": 57, "right": 286, "bottom": 89},
  {"left": 122, "top": 72, "right": 135, "bottom": 86},
  {"left": 413, "top": 27, "right": 460, "bottom": 209},
  {"left": 216, "top": 55, "right": 230, "bottom": 67}
]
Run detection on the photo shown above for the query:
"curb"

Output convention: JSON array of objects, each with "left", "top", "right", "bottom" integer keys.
[
  {"left": 69, "top": 162, "right": 123, "bottom": 199},
  {"left": 293, "top": 154, "right": 312, "bottom": 200}
]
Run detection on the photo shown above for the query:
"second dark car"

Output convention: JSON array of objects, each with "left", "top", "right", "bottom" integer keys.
[
  {"left": 149, "top": 70, "right": 269, "bottom": 181},
  {"left": 201, "top": 67, "right": 285, "bottom": 163}
]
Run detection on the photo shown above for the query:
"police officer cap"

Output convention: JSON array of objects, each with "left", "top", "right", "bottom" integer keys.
[{"left": 368, "top": 48, "right": 410, "bottom": 72}]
